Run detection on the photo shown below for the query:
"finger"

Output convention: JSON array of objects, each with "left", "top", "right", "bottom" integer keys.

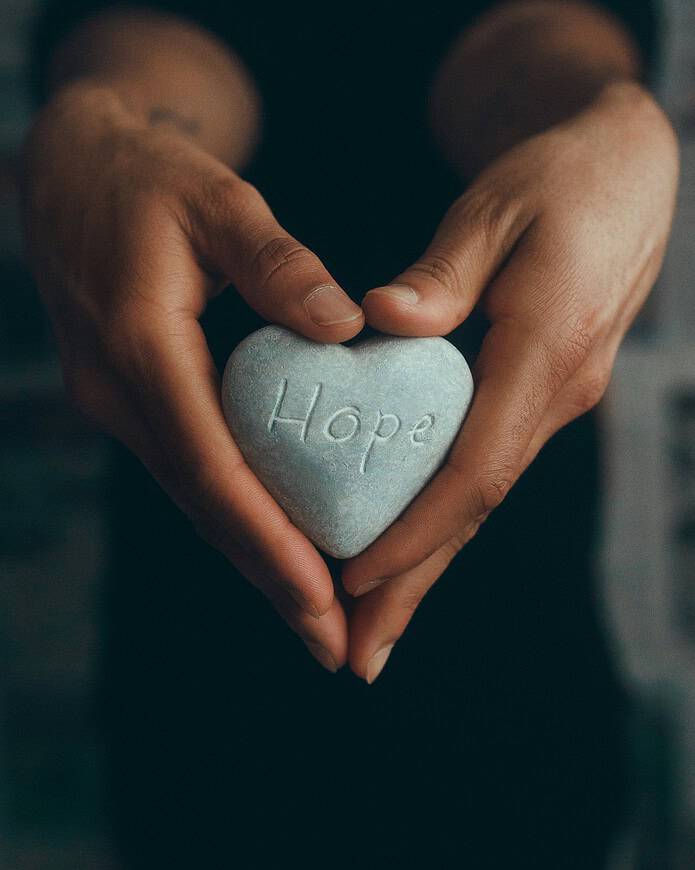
[
  {"left": 65, "top": 352, "right": 347, "bottom": 665},
  {"left": 348, "top": 538, "right": 472, "bottom": 683},
  {"left": 104, "top": 292, "right": 336, "bottom": 619},
  {"left": 266, "top": 592, "right": 348, "bottom": 674},
  {"left": 189, "top": 175, "right": 364, "bottom": 341},
  {"left": 343, "top": 247, "right": 597, "bottom": 593},
  {"left": 361, "top": 186, "right": 533, "bottom": 336},
  {"left": 235, "top": 552, "right": 348, "bottom": 673},
  {"left": 96, "top": 215, "right": 337, "bottom": 618}
]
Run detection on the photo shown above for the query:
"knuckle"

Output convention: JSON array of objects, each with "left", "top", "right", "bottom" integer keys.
[
  {"left": 537, "top": 310, "right": 598, "bottom": 392},
  {"left": 537, "top": 337, "right": 579, "bottom": 394},
  {"left": 451, "top": 187, "right": 525, "bottom": 245},
  {"left": 408, "top": 249, "right": 461, "bottom": 293},
  {"left": 232, "top": 177, "right": 264, "bottom": 207},
  {"left": 191, "top": 175, "right": 260, "bottom": 241},
  {"left": 251, "top": 235, "right": 317, "bottom": 290},
  {"left": 442, "top": 535, "right": 465, "bottom": 559},
  {"left": 443, "top": 526, "right": 478, "bottom": 559},
  {"left": 472, "top": 466, "right": 515, "bottom": 515},
  {"left": 574, "top": 366, "right": 612, "bottom": 413},
  {"left": 202, "top": 174, "right": 251, "bottom": 215},
  {"left": 561, "top": 309, "right": 600, "bottom": 364},
  {"left": 400, "top": 588, "right": 425, "bottom": 615}
]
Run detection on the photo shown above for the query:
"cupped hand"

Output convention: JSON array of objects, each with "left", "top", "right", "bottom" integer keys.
[
  {"left": 343, "top": 81, "right": 679, "bottom": 682},
  {"left": 22, "top": 82, "right": 365, "bottom": 672}
]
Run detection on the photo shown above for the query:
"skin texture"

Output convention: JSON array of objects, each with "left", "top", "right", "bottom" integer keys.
[{"left": 22, "top": 2, "right": 679, "bottom": 681}]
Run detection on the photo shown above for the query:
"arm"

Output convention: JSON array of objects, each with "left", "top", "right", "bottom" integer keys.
[
  {"left": 23, "top": 7, "right": 364, "bottom": 672},
  {"left": 41, "top": 6, "right": 259, "bottom": 166},
  {"left": 343, "top": 1, "right": 678, "bottom": 682},
  {"left": 429, "top": 0, "right": 643, "bottom": 176}
]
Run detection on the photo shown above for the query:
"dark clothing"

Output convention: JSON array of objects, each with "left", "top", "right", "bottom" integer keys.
[{"left": 33, "top": 2, "right": 657, "bottom": 867}]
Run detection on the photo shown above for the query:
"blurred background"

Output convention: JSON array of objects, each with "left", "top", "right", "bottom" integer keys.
[
  {"left": 0, "top": 2, "right": 115, "bottom": 866},
  {"left": 0, "top": 0, "right": 693, "bottom": 867}
]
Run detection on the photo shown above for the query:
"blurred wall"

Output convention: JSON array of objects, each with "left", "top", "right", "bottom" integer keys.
[{"left": 0, "top": 2, "right": 116, "bottom": 867}]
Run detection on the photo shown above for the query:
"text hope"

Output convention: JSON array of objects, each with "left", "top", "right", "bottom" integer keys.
[{"left": 268, "top": 378, "right": 436, "bottom": 474}]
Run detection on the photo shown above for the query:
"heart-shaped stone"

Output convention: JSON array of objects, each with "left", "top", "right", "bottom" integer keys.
[{"left": 222, "top": 326, "right": 474, "bottom": 559}]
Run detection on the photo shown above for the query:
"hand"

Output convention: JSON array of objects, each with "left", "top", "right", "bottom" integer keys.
[
  {"left": 22, "top": 82, "right": 365, "bottom": 672},
  {"left": 343, "top": 81, "right": 679, "bottom": 682}
]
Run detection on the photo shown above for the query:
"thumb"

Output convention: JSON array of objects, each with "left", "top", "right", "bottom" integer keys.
[
  {"left": 191, "top": 174, "right": 364, "bottom": 342},
  {"left": 362, "top": 191, "right": 532, "bottom": 336}
]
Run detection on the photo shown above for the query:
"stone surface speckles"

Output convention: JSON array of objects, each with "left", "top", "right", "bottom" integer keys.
[{"left": 222, "top": 326, "right": 474, "bottom": 559}]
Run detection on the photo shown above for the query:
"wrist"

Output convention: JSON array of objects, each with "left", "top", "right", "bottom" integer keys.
[
  {"left": 588, "top": 78, "right": 664, "bottom": 123},
  {"left": 583, "top": 79, "right": 678, "bottom": 156},
  {"left": 43, "top": 9, "right": 260, "bottom": 167},
  {"left": 25, "top": 76, "right": 217, "bottom": 171},
  {"left": 33, "top": 78, "right": 144, "bottom": 138},
  {"left": 430, "top": 1, "right": 645, "bottom": 176},
  {"left": 20, "top": 79, "right": 146, "bottom": 211}
]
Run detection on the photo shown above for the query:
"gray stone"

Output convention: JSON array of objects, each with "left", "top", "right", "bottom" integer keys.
[{"left": 221, "top": 326, "right": 474, "bottom": 559}]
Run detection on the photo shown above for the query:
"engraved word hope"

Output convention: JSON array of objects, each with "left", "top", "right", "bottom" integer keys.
[{"left": 268, "top": 379, "right": 436, "bottom": 474}]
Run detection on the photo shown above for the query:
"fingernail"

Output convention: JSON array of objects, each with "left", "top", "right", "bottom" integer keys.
[
  {"left": 304, "top": 640, "right": 338, "bottom": 673},
  {"left": 353, "top": 577, "right": 388, "bottom": 597},
  {"left": 366, "top": 644, "right": 394, "bottom": 684},
  {"left": 287, "top": 587, "right": 321, "bottom": 619},
  {"left": 368, "top": 284, "right": 419, "bottom": 305},
  {"left": 304, "top": 284, "right": 362, "bottom": 326}
]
